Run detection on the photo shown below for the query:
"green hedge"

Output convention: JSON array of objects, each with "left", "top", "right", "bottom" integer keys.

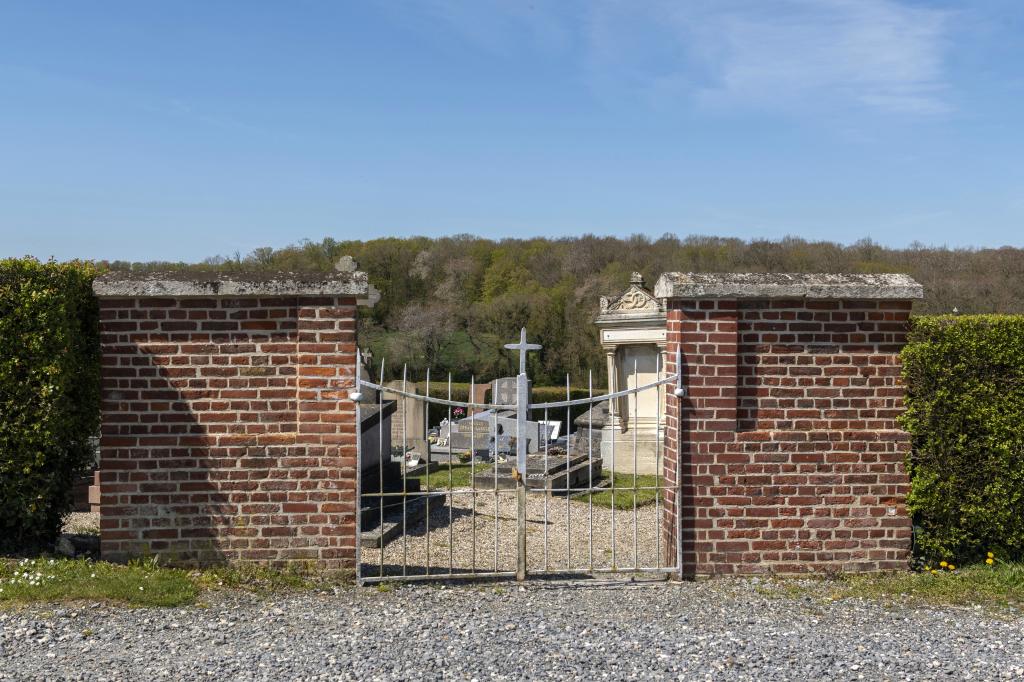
[
  {"left": 0, "top": 258, "right": 101, "bottom": 552},
  {"left": 901, "top": 315, "right": 1024, "bottom": 563}
]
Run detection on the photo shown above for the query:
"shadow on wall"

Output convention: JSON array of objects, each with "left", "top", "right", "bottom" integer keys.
[{"left": 99, "top": 297, "right": 356, "bottom": 568}]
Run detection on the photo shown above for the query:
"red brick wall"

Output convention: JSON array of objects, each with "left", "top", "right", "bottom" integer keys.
[
  {"left": 97, "top": 296, "right": 357, "bottom": 571},
  {"left": 662, "top": 298, "right": 913, "bottom": 575}
]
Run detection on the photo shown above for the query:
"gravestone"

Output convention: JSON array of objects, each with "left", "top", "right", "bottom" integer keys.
[
  {"left": 571, "top": 403, "right": 607, "bottom": 459},
  {"left": 491, "top": 376, "right": 530, "bottom": 406},
  {"left": 446, "top": 410, "right": 551, "bottom": 455},
  {"left": 385, "top": 380, "right": 426, "bottom": 458}
]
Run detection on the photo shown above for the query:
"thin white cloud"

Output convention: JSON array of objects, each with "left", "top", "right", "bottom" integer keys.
[
  {"left": 380, "top": 0, "right": 954, "bottom": 115},
  {"left": 586, "top": 0, "right": 953, "bottom": 115}
]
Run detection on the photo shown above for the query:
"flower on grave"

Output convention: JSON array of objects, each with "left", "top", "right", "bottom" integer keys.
[{"left": 453, "top": 407, "right": 465, "bottom": 418}]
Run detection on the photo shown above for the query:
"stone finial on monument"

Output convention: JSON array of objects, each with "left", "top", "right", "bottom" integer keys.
[{"left": 335, "top": 255, "right": 358, "bottom": 272}]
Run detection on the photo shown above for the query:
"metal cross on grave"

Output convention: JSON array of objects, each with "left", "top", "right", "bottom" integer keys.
[{"left": 503, "top": 327, "right": 542, "bottom": 375}]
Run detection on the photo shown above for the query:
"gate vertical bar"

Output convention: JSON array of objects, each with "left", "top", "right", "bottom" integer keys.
[
  {"left": 470, "top": 375, "right": 477, "bottom": 574},
  {"left": 655, "top": 353, "right": 662, "bottom": 569},
  {"left": 424, "top": 368, "right": 431, "bottom": 575},
  {"left": 378, "top": 357, "right": 386, "bottom": 577},
  {"left": 632, "top": 358, "right": 638, "bottom": 570},
  {"left": 516, "top": 370, "right": 528, "bottom": 581},
  {"left": 352, "top": 349, "right": 363, "bottom": 585},
  {"left": 564, "top": 374, "right": 571, "bottom": 570},
  {"left": 675, "top": 345, "right": 685, "bottom": 581},
  {"left": 401, "top": 364, "right": 409, "bottom": 576}
]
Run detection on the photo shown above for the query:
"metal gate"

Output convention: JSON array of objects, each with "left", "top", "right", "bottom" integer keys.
[{"left": 351, "top": 329, "right": 684, "bottom": 584}]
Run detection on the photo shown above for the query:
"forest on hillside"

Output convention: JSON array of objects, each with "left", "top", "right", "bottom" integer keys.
[{"left": 104, "top": 234, "right": 1024, "bottom": 384}]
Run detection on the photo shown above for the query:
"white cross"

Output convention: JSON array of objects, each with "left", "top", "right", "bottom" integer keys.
[{"left": 504, "top": 327, "right": 542, "bottom": 375}]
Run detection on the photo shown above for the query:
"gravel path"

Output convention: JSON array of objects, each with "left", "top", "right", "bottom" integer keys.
[
  {"left": 2, "top": 579, "right": 1022, "bottom": 681},
  {"left": 363, "top": 492, "right": 664, "bottom": 578}
]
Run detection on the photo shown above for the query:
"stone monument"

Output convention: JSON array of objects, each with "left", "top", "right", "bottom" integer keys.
[
  {"left": 385, "top": 379, "right": 428, "bottom": 458},
  {"left": 595, "top": 272, "right": 668, "bottom": 474}
]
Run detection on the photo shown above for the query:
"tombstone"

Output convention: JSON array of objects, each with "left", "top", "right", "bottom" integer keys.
[
  {"left": 570, "top": 403, "right": 606, "bottom": 460},
  {"left": 490, "top": 376, "right": 533, "bottom": 406},
  {"left": 447, "top": 409, "right": 552, "bottom": 456},
  {"left": 386, "top": 380, "right": 427, "bottom": 460},
  {"left": 449, "top": 414, "right": 492, "bottom": 456},
  {"left": 359, "top": 400, "right": 395, "bottom": 471},
  {"left": 468, "top": 383, "right": 489, "bottom": 414}
]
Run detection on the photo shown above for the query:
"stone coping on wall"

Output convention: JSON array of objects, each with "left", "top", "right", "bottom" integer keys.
[
  {"left": 93, "top": 270, "right": 369, "bottom": 298},
  {"left": 653, "top": 272, "right": 923, "bottom": 300}
]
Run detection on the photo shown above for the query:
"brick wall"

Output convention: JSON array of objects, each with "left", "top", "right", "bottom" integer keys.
[
  {"left": 662, "top": 297, "right": 914, "bottom": 575},
  {"left": 96, "top": 293, "right": 359, "bottom": 571}
]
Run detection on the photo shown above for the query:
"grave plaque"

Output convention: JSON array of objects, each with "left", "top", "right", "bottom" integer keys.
[{"left": 457, "top": 417, "right": 492, "bottom": 438}]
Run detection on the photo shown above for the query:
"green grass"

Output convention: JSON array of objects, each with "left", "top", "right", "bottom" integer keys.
[
  {"left": 407, "top": 462, "right": 492, "bottom": 489},
  {"left": 192, "top": 563, "right": 323, "bottom": 592},
  {"left": 585, "top": 471, "right": 663, "bottom": 510},
  {"left": 0, "top": 557, "right": 197, "bottom": 607},
  {"left": 827, "top": 563, "right": 1024, "bottom": 609},
  {"left": 0, "top": 556, "right": 351, "bottom": 608},
  {"left": 758, "top": 562, "right": 1024, "bottom": 612}
]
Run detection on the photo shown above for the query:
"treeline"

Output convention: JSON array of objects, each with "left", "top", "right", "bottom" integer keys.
[{"left": 101, "top": 234, "right": 1024, "bottom": 384}]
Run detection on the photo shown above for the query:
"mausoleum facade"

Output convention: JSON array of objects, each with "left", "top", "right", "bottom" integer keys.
[{"left": 596, "top": 273, "right": 668, "bottom": 474}]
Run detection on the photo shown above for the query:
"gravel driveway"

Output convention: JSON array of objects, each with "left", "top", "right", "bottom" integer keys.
[{"left": 2, "top": 579, "right": 1022, "bottom": 681}]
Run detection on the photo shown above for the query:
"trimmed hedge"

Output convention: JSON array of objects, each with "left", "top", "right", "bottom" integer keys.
[
  {"left": 901, "top": 315, "right": 1024, "bottom": 562},
  {"left": 0, "top": 258, "right": 101, "bottom": 552}
]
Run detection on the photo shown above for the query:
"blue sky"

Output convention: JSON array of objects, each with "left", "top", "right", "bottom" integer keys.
[{"left": 1, "top": 0, "right": 1022, "bottom": 262}]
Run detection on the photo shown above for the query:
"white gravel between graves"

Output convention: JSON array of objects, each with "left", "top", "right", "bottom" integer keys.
[
  {"left": 2, "top": 580, "right": 1022, "bottom": 681},
  {"left": 361, "top": 491, "right": 666, "bottom": 578}
]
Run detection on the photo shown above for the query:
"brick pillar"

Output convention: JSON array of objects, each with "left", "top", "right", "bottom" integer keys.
[
  {"left": 93, "top": 272, "right": 368, "bottom": 572},
  {"left": 656, "top": 273, "right": 923, "bottom": 576}
]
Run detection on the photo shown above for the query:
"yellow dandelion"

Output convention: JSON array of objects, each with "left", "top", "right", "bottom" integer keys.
[
  {"left": 930, "top": 569, "right": 939, "bottom": 575},
  {"left": 987, "top": 552, "right": 994, "bottom": 559},
  {"left": 947, "top": 564, "right": 955, "bottom": 570},
  {"left": 986, "top": 558, "right": 994, "bottom": 565},
  {"left": 939, "top": 561, "right": 948, "bottom": 568},
  {"left": 925, "top": 565, "right": 932, "bottom": 571}
]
